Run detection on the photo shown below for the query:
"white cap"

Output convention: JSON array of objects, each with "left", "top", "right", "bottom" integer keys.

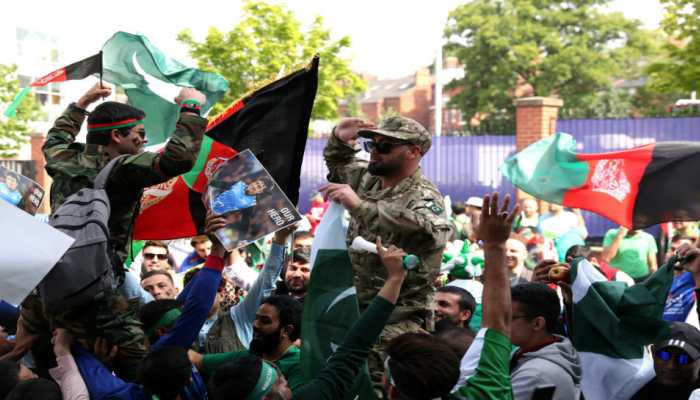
[
  {"left": 447, "top": 279, "right": 483, "bottom": 303},
  {"left": 466, "top": 196, "right": 483, "bottom": 209}
]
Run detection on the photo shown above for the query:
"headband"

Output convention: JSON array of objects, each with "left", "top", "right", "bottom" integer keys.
[
  {"left": 145, "top": 308, "right": 182, "bottom": 338},
  {"left": 245, "top": 360, "right": 278, "bottom": 400},
  {"left": 87, "top": 118, "right": 144, "bottom": 132}
]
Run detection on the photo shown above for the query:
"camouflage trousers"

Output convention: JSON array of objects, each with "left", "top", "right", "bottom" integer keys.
[
  {"left": 367, "top": 318, "right": 425, "bottom": 399},
  {"left": 21, "top": 289, "right": 147, "bottom": 382}
]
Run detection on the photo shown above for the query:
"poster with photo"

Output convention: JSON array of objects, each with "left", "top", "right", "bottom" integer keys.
[
  {"left": 0, "top": 165, "right": 44, "bottom": 215},
  {"left": 207, "top": 149, "right": 302, "bottom": 250}
]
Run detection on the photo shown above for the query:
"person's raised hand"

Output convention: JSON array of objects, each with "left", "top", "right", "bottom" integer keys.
[
  {"left": 476, "top": 192, "right": 519, "bottom": 246},
  {"left": 678, "top": 243, "right": 700, "bottom": 283},
  {"left": 273, "top": 223, "right": 298, "bottom": 245},
  {"left": 205, "top": 211, "right": 228, "bottom": 257},
  {"left": 319, "top": 183, "right": 361, "bottom": 210},
  {"left": 618, "top": 226, "right": 629, "bottom": 236},
  {"left": 76, "top": 82, "right": 112, "bottom": 109},
  {"left": 376, "top": 236, "right": 408, "bottom": 282},
  {"left": 175, "top": 88, "right": 206, "bottom": 106},
  {"left": 51, "top": 328, "right": 74, "bottom": 357},
  {"left": 334, "top": 118, "right": 375, "bottom": 145},
  {"left": 532, "top": 259, "right": 559, "bottom": 283}
]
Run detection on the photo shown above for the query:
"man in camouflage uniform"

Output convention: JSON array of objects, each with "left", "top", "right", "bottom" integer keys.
[
  {"left": 20, "top": 83, "right": 207, "bottom": 380},
  {"left": 321, "top": 116, "right": 453, "bottom": 396}
]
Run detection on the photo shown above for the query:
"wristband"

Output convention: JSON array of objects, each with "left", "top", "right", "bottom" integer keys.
[
  {"left": 204, "top": 255, "right": 225, "bottom": 272},
  {"left": 180, "top": 98, "right": 202, "bottom": 116},
  {"left": 69, "top": 102, "right": 90, "bottom": 116}
]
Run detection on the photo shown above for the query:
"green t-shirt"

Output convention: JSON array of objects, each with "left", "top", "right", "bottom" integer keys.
[
  {"left": 202, "top": 345, "right": 303, "bottom": 392},
  {"left": 603, "top": 229, "right": 658, "bottom": 278}
]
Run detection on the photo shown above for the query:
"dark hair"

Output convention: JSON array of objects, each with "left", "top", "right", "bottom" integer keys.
[
  {"left": 139, "top": 346, "right": 191, "bottom": 400},
  {"left": 139, "top": 299, "right": 182, "bottom": 340},
  {"left": 261, "top": 295, "right": 303, "bottom": 341},
  {"left": 87, "top": 101, "right": 145, "bottom": 145},
  {"left": 435, "top": 327, "right": 476, "bottom": 359},
  {"left": 191, "top": 235, "right": 211, "bottom": 247},
  {"left": 5, "top": 378, "right": 61, "bottom": 400},
  {"left": 293, "top": 231, "right": 314, "bottom": 243},
  {"left": 671, "top": 234, "right": 696, "bottom": 243},
  {"left": 144, "top": 240, "right": 169, "bottom": 253},
  {"left": 292, "top": 248, "right": 311, "bottom": 264},
  {"left": 182, "top": 267, "right": 226, "bottom": 291},
  {"left": 511, "top": 283, "right": 561, "bottom": 333},
  {"left": 451, "top": 201, "right": 466, "bottom": 215},
  {"left": 386, "top": 332, "right": 460, "bottom": 399},
  {"left": 0, "top": 361, "right": 20, "bottom": 398},
  {"left": 248, "top": 177, "right": 274, "bottom": 196},
  {"left": 208, "top": 355, "right": 263, "bottom": 400},
  {"left": 141, "top": 269, "right": 175, "bottom": 285},
  {"left": 565, "top": 244, "right": 590, "bottom": 261},
  {"left": 437, "top": 286, "right": 476, "bottom": 316}
]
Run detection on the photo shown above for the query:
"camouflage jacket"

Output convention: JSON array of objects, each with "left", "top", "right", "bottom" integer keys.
[
  {"left": 323, "top": 133, "right": 453, "bottom": 323},
  {"left": 43, "top": 104, "right": 207, "bottom": 262}
]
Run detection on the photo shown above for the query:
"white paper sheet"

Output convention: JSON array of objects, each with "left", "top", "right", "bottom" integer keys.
[{"left": 0, "top": 200, "right": 74, "bottom": 305}]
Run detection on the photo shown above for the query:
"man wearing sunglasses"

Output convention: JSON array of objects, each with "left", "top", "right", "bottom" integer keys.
[
  {"left": 322, "top": 116, "right": 453, "bottom": 393},
  {"left": 632, "top": 322, "right": 700, "bottom": 399}
]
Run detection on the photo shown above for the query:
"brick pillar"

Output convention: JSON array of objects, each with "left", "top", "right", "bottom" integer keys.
[
  {"left": 514, "top": 97, "right": 563, "bottom": 210},
  {"left": 30, "top": 132, "right": 51, "bottom": 214}
]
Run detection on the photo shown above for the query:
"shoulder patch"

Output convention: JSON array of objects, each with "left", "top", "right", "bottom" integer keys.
[{"left": 425, "top": 201, "right": 443, "bottom": 215}]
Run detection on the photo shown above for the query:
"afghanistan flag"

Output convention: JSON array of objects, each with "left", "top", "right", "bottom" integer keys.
[
  {"left": 4, "top": 52, "right": 102, "bottom": 117},
  {"left": 570, "top": 257, "right": 673, "bottom": 399},
  {"left": 206, "top": 55, "right": 319, "bottom": 205},
  {"left": 132, "top": 136, "right": 236, "bottom": 240},
  {"left": 300, "top": 203, "right": 375, "bottom": 399},
  {"left": 101, "top": 31, "right": 229, "bottom": 145},
  {"left": 502, "top": 132, "right": 700, "bottom": 229}
]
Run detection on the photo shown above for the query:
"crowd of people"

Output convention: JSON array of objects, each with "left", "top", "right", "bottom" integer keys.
[{"left": 1, "top": 82, "right": 700, "bottom": 400}]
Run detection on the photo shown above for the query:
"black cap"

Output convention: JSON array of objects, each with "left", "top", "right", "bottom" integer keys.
[{"left": 655, "top": 322, "right": 700, "bottom": 360}]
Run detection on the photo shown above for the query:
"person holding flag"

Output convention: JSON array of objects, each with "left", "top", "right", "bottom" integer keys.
[{"left": 19, "top": 82, "right": 210, "bottom": 381}]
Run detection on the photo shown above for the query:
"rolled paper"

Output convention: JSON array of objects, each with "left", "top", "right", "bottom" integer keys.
[{"left": 350, "top": 236, "right": 419, "bottom": 270}]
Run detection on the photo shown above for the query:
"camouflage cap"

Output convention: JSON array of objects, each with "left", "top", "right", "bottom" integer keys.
[{"left": 358, "top": 116, "right": 431, "bottom": 153}]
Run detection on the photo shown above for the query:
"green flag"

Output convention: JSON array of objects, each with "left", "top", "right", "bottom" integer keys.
[
  {"left": 101, "top": 31, "right": 229, "bottom": 145},
  {"left": 301, "top": 203, "right": 375, "bottom": 400},
  {"left": 570, "top": 257, "right": 673, "bottom": 399}
]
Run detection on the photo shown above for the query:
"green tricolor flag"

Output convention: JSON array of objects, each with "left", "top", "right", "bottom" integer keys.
[
  {"left": 101, "top": 31, "right": 229, "bottom": 145},
  {"left": 570, "top": 257, "right": 673, "bottom": 399},
  {"left": 301, "top": 203, "right": 375, "bottom": 399}
]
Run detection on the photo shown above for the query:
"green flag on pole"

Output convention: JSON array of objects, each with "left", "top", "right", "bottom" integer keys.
[
  {"left": 301, "top": 203, "right": 375, "bottom": 400},
  {"left": 101, "top": 31, "right": 229, "bottom": 145}
]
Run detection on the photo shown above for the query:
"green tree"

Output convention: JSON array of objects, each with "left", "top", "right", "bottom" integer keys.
[
  {"left": 177, "top": 0, "right": 366, "bottom": 119},
  {"left": 0, "top": 64, "right": 43, "bottom": 157},
  {"left": 647, "top": 0, "right": 700, "bottom": 95},
  {"left": 445, "top": 0, "right": 653, "bottom": 130}
]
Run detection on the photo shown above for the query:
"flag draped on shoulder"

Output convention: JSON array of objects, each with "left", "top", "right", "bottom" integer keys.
[
  {"left": 570, "top": 257, "right": 673, "bottom": 400},
  {"left": 101, "top": 31, "right": 229, "bottom": 145},
  {"left": 206, "top": 55, "right": 319, "bottom": 205},
  {"left": 4, "top": 52, "right": 102, "bottom": 117},
  {"left": 501, "top": 132, "right": 700, "bottom": 229},
  {"left": 301, "top": 202, "right": 374, "bottom": 399}
]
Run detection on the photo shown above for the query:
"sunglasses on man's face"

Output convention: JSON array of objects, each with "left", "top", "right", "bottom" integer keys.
[
  {"left": 143, "top": 253, "right": 168, "bottom": 261},
  {"left": 362, "top": 140, "right": 407, "bottom": 154},
  {"left": 655, "top": 348, "right": 693, "bottom": 365}
]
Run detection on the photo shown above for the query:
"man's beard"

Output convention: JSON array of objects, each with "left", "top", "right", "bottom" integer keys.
[
  {"left": 368, "top": 156, "right": 403, "bottom": 176},
  {"left": 250, "top": 327, "right": 282, "bottom": 356}
]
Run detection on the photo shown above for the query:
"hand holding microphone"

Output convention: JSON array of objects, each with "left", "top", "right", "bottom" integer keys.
[{"left": 351, "top": 236, "right": 419, "bottom": 270}]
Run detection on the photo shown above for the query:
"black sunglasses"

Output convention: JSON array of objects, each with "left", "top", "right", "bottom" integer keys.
[
  {"left": 143, "top": 252, "right": 168, "bottom": 261},
  {"left": 362, "top": 140, "right": 407, "bottom": 154}
]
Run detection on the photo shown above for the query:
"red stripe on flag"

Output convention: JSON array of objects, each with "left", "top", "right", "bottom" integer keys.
[
  {"left": 206, "top": 100, "right": 245, "bottom": 131},
  {"left": 562, "top": 143, "right": 655, "bottom": 228},
  {"left": 133, "top": 177, "right": 199, "bottom": 240},
  {"left": 31, "top": 67, "right": 67, "bottom": 87}
]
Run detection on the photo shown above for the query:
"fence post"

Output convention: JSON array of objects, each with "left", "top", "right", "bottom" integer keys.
[
  {"left": 30, "top": 132, "right": 51, "bottom": 215},
  {"left": 514, "top": 97, "right": 563, "bottom": 211}
]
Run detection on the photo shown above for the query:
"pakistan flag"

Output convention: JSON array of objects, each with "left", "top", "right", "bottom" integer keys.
[
  {"left": 301, "top": 203, "right": 375, "bottom": 399},
  {"left": 101, "top": 31, "right": 229, "bottom": 145}
]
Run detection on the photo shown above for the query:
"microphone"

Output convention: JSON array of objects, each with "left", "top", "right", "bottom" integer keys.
[{"left": 350, "top": 236, "right": 419, "bottom": 270}]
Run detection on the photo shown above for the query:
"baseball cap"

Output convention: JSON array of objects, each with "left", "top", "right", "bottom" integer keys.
[
  {"left": 655, "top": 322, "right": 700, "bottom": 360},
  {"left": 466, "top": 197, "right": 483, "bottom": 209},
  {"left": 357, "top": 116, "right": 431, "bottom": 153}
]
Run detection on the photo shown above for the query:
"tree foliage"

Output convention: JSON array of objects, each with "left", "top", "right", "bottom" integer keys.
[
  {"left": 0, "top": 64, "right": 43, "bottom": 157},
  {"left": 647, "top": 0, "right": 700, "bottom": 95},
  {"left": 445, "top": 0, "right": 653, "bottom": 127},
  {"left": 177, "top": 0, "right": 366, "bottom": 119}
]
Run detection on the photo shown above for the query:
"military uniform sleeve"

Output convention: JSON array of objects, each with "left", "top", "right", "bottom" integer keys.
[
  {"left": 322, "top": 132, "right": 367, "bottom": 190},
  {"left": 108, "top": 113, "right": 207, "bottom": 190},
  {"left": 349, "top": 196, "right": 454, "bottom": 251},
  {"left": 42, "top": 105, "right": 87, "bottom": 164}
]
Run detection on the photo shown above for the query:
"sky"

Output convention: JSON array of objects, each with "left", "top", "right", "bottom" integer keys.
[{"left": 5, "top": 0, "right": 666, "bottom": 79}]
